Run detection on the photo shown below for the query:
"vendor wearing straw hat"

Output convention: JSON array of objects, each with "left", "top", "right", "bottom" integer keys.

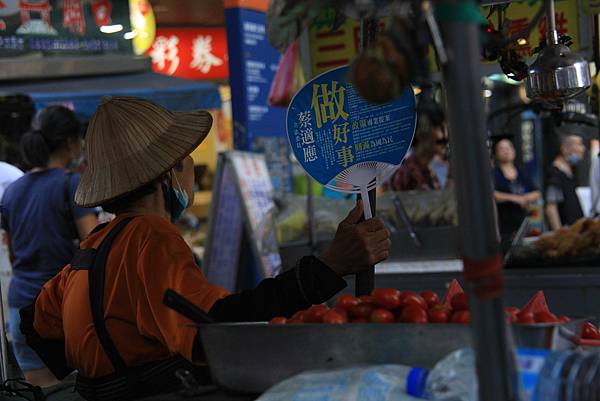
[{"left": 19, "top": 97, "right": 391, "bottom": 400}]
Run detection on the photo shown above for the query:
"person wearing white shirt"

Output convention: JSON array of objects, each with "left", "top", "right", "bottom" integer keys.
[{"left": 0, "top": 161, "right": 23, "bottom": 200}]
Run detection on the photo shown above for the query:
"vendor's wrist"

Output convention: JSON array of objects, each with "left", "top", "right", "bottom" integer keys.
[{"left": 318, "top": 253, "right": 344, "bottom": 277}]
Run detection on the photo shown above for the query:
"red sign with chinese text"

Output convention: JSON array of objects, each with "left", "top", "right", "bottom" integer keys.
[{"left": 148, "top": 27, "right": 229, "bottom": 80}]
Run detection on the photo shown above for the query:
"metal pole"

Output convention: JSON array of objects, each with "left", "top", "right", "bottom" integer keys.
[
  {"left": 545, "top": 0, "right": 558, "bottom": 45},
  {"left": 438, "top": 2, "right": 518, "bottom": 401},
  {"left": 355, "top": 18, "right": 379, "bottom": 296}
]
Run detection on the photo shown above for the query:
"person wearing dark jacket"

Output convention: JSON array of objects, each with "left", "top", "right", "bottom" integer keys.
[
  {"left": 492, "top": 139, "right": 540, "bottom": 251},
  {"left": 21, "top": 97, "right": 391, "bottom": 400},
  {"left": 545, "top": 135, "right": 585, "bottom": 230}
]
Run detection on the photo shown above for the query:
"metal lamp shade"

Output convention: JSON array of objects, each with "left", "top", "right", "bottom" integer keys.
[{"left": 526, "top": 43, "right": 592, "bottom": 102}]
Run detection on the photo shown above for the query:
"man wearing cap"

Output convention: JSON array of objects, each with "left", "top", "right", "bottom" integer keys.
[{"left": 19, "top": 97, "right": 391, "bottom": 400}]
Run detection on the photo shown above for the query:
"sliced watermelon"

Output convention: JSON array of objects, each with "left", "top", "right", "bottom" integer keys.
[
  {"left": 442, "top": 279, "right": 465, "bottom": 309},
  {"left": 520, "top": 291, "right": 550, "bottom": 315}
]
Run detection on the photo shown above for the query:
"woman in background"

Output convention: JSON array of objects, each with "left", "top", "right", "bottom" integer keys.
[
  {"left": 1, "top": 106, "right": 98, "bottom": 386},
  {"left": 493, "top": 138, "right": 540, "bottom": 251}
]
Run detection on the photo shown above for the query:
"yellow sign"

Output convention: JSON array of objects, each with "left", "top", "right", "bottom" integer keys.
[
  {"left": 309, "top": 14, "right": 363, "bottom": 77},
  {"left": 129, "top": 0, "right": 156, "bottom": 55},
  {"left": 308, "top": 12, "right": 435, "bottom": 77},
  {"left": 483, "top": 0, "right": 580, "bottom": 57},
  {"left": 309, "top": 2, "right": 579, "bottom": 78}
]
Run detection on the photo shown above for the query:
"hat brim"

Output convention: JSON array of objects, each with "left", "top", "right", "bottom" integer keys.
[{"left": 75, "top": 110, "right": 212, "bottom": 208}]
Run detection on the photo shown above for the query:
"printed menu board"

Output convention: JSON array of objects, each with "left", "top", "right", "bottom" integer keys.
[{"left": 204, "top": 151, "right": 282, "bottom": 291}]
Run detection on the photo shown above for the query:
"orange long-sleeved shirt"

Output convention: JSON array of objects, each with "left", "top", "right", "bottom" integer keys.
[{"left": 33, "top": 213, "right": 229, "bottom": 378}]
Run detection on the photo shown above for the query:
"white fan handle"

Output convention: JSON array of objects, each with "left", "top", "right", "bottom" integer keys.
[{"left": 360, "top": 185, "right": 373, "bottom": 220}]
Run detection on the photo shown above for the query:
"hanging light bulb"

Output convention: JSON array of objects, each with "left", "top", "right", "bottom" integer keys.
[{"left": 525, "top": 0, "right": 591, "bottom": 103}]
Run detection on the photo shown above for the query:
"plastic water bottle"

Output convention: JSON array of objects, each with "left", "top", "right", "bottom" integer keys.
[
  {"left": 534, "top": 351, "right": 600, "bottom": 401},
  {"left": 405, "top": 348, "right": 600, "bottom": 401},
  {"left": 406, "top": 349, "right": 478, "bottom": 401}
]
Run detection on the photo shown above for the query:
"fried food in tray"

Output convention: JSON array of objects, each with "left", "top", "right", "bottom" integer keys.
[{"left": 532, "top": 218, "right": 600, "bottom": 260}]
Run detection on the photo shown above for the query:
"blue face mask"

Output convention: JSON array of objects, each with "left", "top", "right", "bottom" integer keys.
[
  {"left": 566, "top": 154, "right": 581, "bottom": 166},
  {"left": 166, "top": 173, "right": 189, "bottom": 221}
]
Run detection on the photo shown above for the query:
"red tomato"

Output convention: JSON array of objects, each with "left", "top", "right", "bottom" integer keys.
[
  {"left": 350, "top": 303, "right": 375, "bottom": 319},
  {"left": 372, "top": 288, "right": 402, "bottom": 310},
  {"left": 269, "top": 317, "right": 287, "bottom": 325},
  {"left": 291, "top": 310, "right": 307, "bottom": 322},
  {"left": 534, "top": 311, "right": 558, "bottom": 324},
  {"left": 322, "top": 310, "right": 347, "bottom": 324},
  {"left": 516, "top": 311, "right": 535, "bottom": 324},
  {"left": 288, "top": 318, "right": 304, "bottom": 324},
  {"left": 400, "top": 292, "right": 428, "bottom": 309},
  {"left": 420, "top": 291, "right": 440, "bottom": 308},
  {"left": 450, "top": 310, "right": 470, "bottom": 324},
  {"left": 451, "top": 293, "right": 469, "bottom": 311},
  {"left": 430, "top": 303, "right": 450, "bottom": 312},
  {"left": 399, "top": 305, "right": 428, "bottom": 323},
  {"left": 304, "top": 305, "right": 329, "bottom": 323},
  {"left": 359, "top": 295, "right": 375, "bottom": 305},
  {"left": 370, "top": 308, "right": 395, "bottom": 323},
  {"left": 335, "top": 294, "right": 360, "bottom": 311},
  {"left": 428, "top": 308, "right": 449, "bottom": 323},
  {"left": 350, "top": 317, "right": 369, "bottom": 323},
  {"left": 333, "top": 307, "right": 348, "bottom": 320},
  {"left": 557, "top": 315, "right": 571, "bottom": 323},
  {"left": 582, "top": 322, "right": 600, "bottom": 339}
]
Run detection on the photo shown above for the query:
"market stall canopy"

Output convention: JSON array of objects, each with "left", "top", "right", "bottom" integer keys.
[{"left": 0, "top": 72, "right": 222, "bottom": 121}]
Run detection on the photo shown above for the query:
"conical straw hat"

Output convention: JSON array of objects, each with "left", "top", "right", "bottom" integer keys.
[{"left": 75, "top": 96, "right": 212, "bottom": 207}]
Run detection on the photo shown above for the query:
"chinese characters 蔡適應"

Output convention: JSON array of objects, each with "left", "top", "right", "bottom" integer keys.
[{"left": 297, "top": 110, "right": 318, "bottom": 163}]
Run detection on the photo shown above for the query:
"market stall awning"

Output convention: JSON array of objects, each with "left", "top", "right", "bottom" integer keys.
[{"left": 0, "top": 72, "right": 222, "bottom": 120}]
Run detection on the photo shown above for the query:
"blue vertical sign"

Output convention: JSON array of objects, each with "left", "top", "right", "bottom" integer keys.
[{"left": 225, "top": 3, "right": 291, "bottom": 192}]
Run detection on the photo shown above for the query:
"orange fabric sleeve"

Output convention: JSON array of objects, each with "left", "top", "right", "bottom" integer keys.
[
  {"left": 33, "top": 266, "right": 72, "bottom": 339},
  {"left": 135, "top": 232, "right": 229, "bottom": 361}
]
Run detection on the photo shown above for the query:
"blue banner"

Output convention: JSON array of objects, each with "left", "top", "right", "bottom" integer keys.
[
  {"left": 225, "top": 7, "right": 287, "bottom": 146},
  {"left": 225, "top": 6, "right": 291, "bottom": 192},
  {"left": 286, "top": 66, "right": 417, "bottom": 185}
]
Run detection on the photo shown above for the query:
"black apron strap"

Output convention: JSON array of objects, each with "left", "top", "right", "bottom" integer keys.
[
  {"left": 88, "top": 217, "right": 135, "bottom": 375},
  {"left": 71, "top": 248, "right": 96, "bottom": 270}
]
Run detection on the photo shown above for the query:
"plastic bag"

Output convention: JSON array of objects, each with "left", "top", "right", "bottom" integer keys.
[
  {"left": 268, "top": 41, "right": 305, "bottom": 107},
  {"left": 256, "top": 365, "right": 421, "bottom": 401}
]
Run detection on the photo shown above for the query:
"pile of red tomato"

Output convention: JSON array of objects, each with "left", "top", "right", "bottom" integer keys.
[{"left": 269, "top": 281, "right": 573, "bottom": 326}]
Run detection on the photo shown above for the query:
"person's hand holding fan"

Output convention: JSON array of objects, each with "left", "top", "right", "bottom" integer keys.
[{"left": 286, "top": 66, "right": 417, "bottom": 285}]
